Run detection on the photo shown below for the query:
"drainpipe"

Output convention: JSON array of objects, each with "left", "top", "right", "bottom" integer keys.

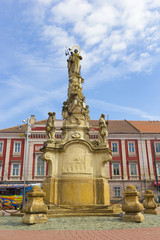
[
  {"left": 140, "top": 133, "right": 147, "bottom": 191},
  {"left": 152, "top": 141, "right": 160, "bottom": 202}
]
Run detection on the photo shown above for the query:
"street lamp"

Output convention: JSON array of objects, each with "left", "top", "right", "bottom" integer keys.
[{"left": 22, "top": 116, "right": 31, "bottom": 209}]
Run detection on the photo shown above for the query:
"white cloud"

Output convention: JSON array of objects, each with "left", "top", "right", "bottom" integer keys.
[
  {"left": 24, "top": 0, "right": 160, "bottom": 83},
  {"left": 88, "top": 99, "right": 160, "bottom": 120},
  {"left": 51, "top": 0, "right": 92, "bottom": 24},
  {"left": 42, "top": 25, "right": 75, "bottom": 50},
  {"left": 0, "top": 82, "right": 66, "bottom": 126},
  {"left": 34, "top": 0, "right": 54, "bottom": 5},
  {"left": 1, "top": 0, "right": 160, "bottom": 128},
  {"left": 112, "top": 42, "right": 126, "bottom": 52}
]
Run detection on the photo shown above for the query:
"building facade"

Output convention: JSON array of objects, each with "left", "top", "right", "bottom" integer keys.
[{"left": 0, "top": 116, "right": 160, "bottom": 200}]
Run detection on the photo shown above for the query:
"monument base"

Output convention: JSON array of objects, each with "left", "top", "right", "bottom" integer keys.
[
  {"left": 43, "top": 176, "right": 110, "bottom": 206},
  {"left": 47, "top": 204, "right": 121, "bottom": 217},
  {"left": 42, "top": 176, "right": 121, "bottom": 217}
]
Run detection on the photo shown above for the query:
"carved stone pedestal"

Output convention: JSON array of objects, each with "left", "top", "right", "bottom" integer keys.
[
  {"left": 41, "top": 140, "right": 112, "bottom": 216},
  {"left": 122, "top": 185, "right": 144, "bottom": 223},
  {"left": 43, "top": 176, "right": 110, "bottom": 207},
  {"left": 22, "top": 185, "right": 48, "bottom": 224},
  {"left": 143, "top": 190, "right": 158, "bottom": 215}
]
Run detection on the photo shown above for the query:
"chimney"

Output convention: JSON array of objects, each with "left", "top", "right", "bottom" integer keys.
[{"left": 30, "top": 115, "right": 36, "bottom": 125}]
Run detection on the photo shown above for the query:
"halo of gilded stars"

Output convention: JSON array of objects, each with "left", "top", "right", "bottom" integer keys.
[{"left": 71, "top": 45, "right": 81, "bottom": 54}]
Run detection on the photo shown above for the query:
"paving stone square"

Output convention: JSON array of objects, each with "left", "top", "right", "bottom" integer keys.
[{"left": 1, "top": 210, "right": 160, "bottom": 240}]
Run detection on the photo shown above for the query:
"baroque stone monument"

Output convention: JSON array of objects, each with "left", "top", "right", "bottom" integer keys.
[{"left": 41, "top": 46, "right": 117, "bottom": 216}]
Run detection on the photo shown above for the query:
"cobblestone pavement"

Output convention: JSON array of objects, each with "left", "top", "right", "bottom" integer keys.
[
  {"left": 1, "top": 209, "right": 160, "bottom": 240},
  {"left": 1, "top": 214, "right": 160, "bottom": 231}
]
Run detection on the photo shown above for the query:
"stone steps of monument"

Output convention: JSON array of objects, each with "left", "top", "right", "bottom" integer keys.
[
  {"left": 47, "top": 212, "right": 121, "bottom": 218},
  {"left": 47, "top": 204, "right": 122, "bottom": 217},
  {"left": 48, "top": 204, "right": 121, "bottom": 211},
  {"left": 48, "top": 204, "right": 121, "bottom": 208},
  {"left": 48, "top": 209, "right": 115, "bottom": 214}
]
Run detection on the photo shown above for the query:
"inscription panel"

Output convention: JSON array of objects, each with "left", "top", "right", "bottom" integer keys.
[{"left": 62, "top": 144, "right": 92, "bottom": 174}]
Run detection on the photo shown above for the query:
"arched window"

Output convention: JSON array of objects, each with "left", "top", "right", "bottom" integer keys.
[{"left": 37, "top": 156, "right": 44, "bottom": 176}]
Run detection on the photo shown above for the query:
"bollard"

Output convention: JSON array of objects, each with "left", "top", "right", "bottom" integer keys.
[
  {"left": 143, "top": 190, "right": 158, "bottom": 215},
  {"left": 22, "top": 185, "right": 48, "bottom": 224},
  {"left": 122, "top": 185, "right": 144, "bottom": 223}
]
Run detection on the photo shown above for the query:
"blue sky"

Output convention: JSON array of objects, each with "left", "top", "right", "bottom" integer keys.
[{"left": 0, "top": 0, "right": 160, "bottom": 129}]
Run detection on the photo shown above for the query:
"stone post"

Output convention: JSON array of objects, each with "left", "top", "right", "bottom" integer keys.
[
  {"left": 122, "top": 185, "right": 144, "bottom": 222},
  {"left": 143, "top": 190, "right": 158, "bottom": 215},
  {"left": 22, "top": 185, "right": 48, "bottom": 224}
]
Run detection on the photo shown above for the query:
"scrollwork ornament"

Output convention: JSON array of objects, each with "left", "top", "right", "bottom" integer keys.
[
  {"left": 42, "top": 152, "right": 54, "bottom": 162},
  {"left": 71, "top": 132, "right": 81, "bottom": 139}
]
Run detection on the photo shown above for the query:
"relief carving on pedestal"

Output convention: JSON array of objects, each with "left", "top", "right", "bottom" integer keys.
[{"left": 62, "top": 146, "right": 92, "bottom": 174}]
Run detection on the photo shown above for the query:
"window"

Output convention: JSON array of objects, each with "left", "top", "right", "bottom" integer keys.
[
  {"left": 90, "top": 134, "right": 98, "bottom": 140},
  {"left": 12, "top": 163, "right": 20, "bottom": 176},
  {"left": 135, "top": 186, "right": 140, "bottom": 192},
  {"left": 128, "top": 142, "right": 135, "bottom": 153},
  {"left": 155, "top": 143, "right": 160, "bottom": 154},
  {"left": 112, "top": 142, "right": 118, "bottom": 153},
  {"left": 37, "top": 156, "right": 44, "bottom": 176},
  {"left": 14, "top": 142, "right": 21, "bottom": 154},
  {"left": 113, "top": 163, "right": 120, "bottom": 176},
  {"left": 130, "top": 163, "right": 137, "bottom": 176},
  {"left": 157, "top": 163, "right": 160, "bottom": 176},
  {"left": 0, "top": 142, "right": 3, "bottom": 154},
  {"left": 114, "top": 186, "right": 121, "bottom": 197},
  {"left": 0, "top": 162, "right": 2, "bottom": 176}
]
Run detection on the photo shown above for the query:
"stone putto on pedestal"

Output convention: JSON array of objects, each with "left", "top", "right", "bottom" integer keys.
[
  {"left": 122, "top": 185, "right": 144, "bottom": 223},
  {"left": 143, "top": 190, "right": 158, "bottom": 215},
  {"left": 22, "top": 185, "right": 48, "bottom": 224}
]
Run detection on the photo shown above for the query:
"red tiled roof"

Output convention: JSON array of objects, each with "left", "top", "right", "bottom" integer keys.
[
  {"left": 1, "top": 120, "right": 160, "bottom": 134},
  {"left": 0, "top": 124, "right": 27, "bottom": 133},
  {"left": 129, "top": 121, "right": 160, "bottom": 133},
  {"left": 0, "top": 119, "right": 140, "bottom": 134},
  {"left": 90, "top": 120, "right": 139, "bottom": 133}
]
